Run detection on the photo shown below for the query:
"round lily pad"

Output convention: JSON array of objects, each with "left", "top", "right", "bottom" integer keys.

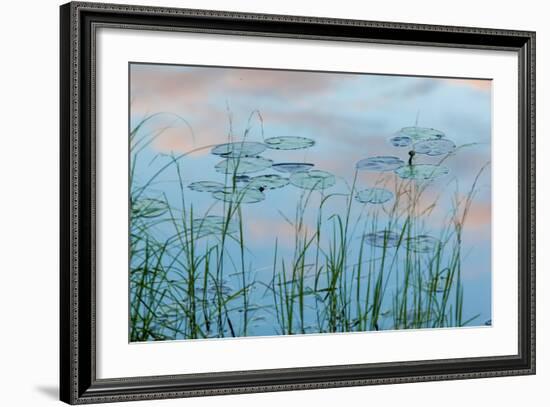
[
  {"left": 132, "top": 198, "right": 169, "bottom": 219},
  {"left": 405, "top": 235, "right": 440, "bottom": 253},
  {"left": 356, "top": 156, "right": 405, "bottom": 172},
  {"left": 212, "top": 187, "right": 266, "bottom": 204},
  {"left": 215, "top": 156, "right": 273, "bottom": 175},
  {"left": 290, "top": 170, "right": 336, "bottom": 190},
  {"left": 394, "top": 309, "right": 436, "bottom": 325},
  {"left": 248, "top": 174, "right": 289, "bottom": 190},
  {"left": 191, "top": 215, "right": 238, "bottom": 238},
  {"left": 207, "top": 281, "right": 233, "bottom": 296},
  {"left": 362, "top": 230, "right": 400, "bottom": 248},
  {"left": 193, "top": 215, "right": 227, "bottom": 227},
  {"left": 188, "top": 181, "right": 225, "bottom": 193},
  {"left": 397, "top": 126, "right": 445, "bottom": 141},
  {"left": 413, "top": 139, "right": 456, "bottom": 156},
  {"left": 264, "top": 136, "right": 315, "bottom": 150},
  {"left": 272, "top": 162, "right": 314, "bottom": 173},
  {"left": 395, "top": 164, "right": 449, "bottom": 181},
  {"left": 234, "top": 175, "right": 251, "bottom": 184},
  {"left": 211, "top": 141, "right": 266, "bottom": 158},
  {"left": 389, "top": 135, "right": 412, "bottom": 147},
  {"left": 423, "top": 275, "right": 449, "bottom": 293},
  {"left": 355, "top": 188, "right": 394, "bottom": 204}
]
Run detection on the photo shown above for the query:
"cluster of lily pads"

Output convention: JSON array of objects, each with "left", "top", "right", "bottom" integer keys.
[
  {"left": 188, "top": 135, "right": 338, "bottom": 236},
  {"left": 187, "top": 126, "right": 455, "bottom": 253},
  {"left": 357, "top": 126, "right": 456, "bottom": 253},
  {"left": 363, "top": 230, "right": 440, "bottom": 253}
]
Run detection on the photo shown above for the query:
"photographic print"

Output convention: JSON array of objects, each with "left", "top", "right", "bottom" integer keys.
[{"left": 129, "top": 63, "right": 492, "bottom": 342}]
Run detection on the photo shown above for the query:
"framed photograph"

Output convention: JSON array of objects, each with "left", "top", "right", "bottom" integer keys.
[{"left": 60, "top": 1, "right": 535, "bottom": 404}]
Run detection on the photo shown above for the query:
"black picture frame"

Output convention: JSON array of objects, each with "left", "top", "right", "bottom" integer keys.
[{"left": 60, "top": 1, "right": 536, "bottom": 404}]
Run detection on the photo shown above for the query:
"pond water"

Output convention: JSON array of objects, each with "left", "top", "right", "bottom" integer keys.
[{"left": 129, "top": 63, "right": 492, "bottom": 341}]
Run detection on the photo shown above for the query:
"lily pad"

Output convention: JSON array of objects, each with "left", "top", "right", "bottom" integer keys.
[
  {"left": 132, "top": 198, "right": 169, "bottom": 218},
  {"left": 394, "top": 309, "right": 437, "bottom": 325},
  {"left": 215, "top": 156, "right": 273, "bottom": 175},
  {"left": 211, "top": 141, "right": 266, "bottom": 158},
  {"left": 272, "top": 162, "right": 314, "bottom": 173},
  {"left": 362, "top": 230, "right": 400, "bottom": 248},
  {"left": 397, "top": 126, "right": 445, "bottom": 141},
  {"left": 413, "top": 139, "right": 456, "bottom": 156},
  {"left": 212, "top": 187, "right": 266, "bottom": 204},
  {"left": 290, "top": 170, "right": 336, "bottom": 190},
  {"left": 234, "top": 175, "right": 251, "bottom": 184},
  {"left": 395, "top": 164, "right": 449, "bottom": 181},
  {"left": 207, "top": 281, "right": 233, "bottom": 296},
  {"left": 355, "top": 188, "right": 394, "bottom": 204},
  {"left": 405, "top": 235, "right": 440, "bottom": 253},
  {"left": 389, "top": 135, "right": 412, "bottom": 147},
  {"left": 423, "top": 275, "right": 450, "bottom": 293},
  {"left": 193, "top": 215, "right": 227, "bottom": 228},
  {"left": 264, "top": 136, "right": 315, "bottom": 150},
  {"left": 248, "top": 174, "right": 289, "bottom": 190},
  {"left": 356, "top": 156, "right": 405, "bottom": 172},
  {"left": 188, "top": 181, "right": 225, "bottom": 193},
  {"left": 191, "top": 215, "right": 238, "bottom": 238}
]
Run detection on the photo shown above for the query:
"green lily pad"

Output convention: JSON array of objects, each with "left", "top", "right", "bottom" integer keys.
[
  {"left": 264, "top": 136, "right": 315, "bottom": 150},
  {"left": 393, "top": 308, "right": 437, "bottom": 325},
  {"left": 234, "top": 175, "right": 251, "bottom": 184},
  {"left": 423, "top": 275, "right": 450, "bottom": 293},
  {"left": 405, "top": 235, "right": 440, "bottom": 253},
  {"left": 212, "top": 187, "right": 266, "bottom": 204},
  {"left": 248, "top": 174, "right": 289, "bottom": 190},
  {"left": 362, "top": 230, "right": 400, "bottom": 248},
  {"left": 211, "top": 141, "right": 266, "bottom": 158},
  {"left": 356, "top": 156, "right": 405, "bottom": 172},
  {"left": 290, "top": 170, "right": 336, "bottom": 190},
  {"left": 355, "top": 188, "right": 393, "bottom": 204},
  {"left": 190, "top": 215, "right": 238, "bottom": 238},
  {"left": 389, "top": 135, "right": 412, "bottom": 147},
  {"left": 395, "top": 164, "right": 449, "bottom": 181},
  {"left": 188, "top": 181, "right": 225, "bottom": 193},
  {"left": 207, "top": 282, "right": 233, "bottom": 296},
  {"left": 215, "top": 156, "right": 273, "bottom": 175},
  {"left": 398, "top": 126, "right": 445, "bottom": 141},
  {"left": 132, "top": 198, "right": 169, "bottom": 218},
  {"left": 413, "top": 139, "right": 456, "bottom": 156},
  {"left": 272, "top": 162, "right": 314, "bottom": 173}
]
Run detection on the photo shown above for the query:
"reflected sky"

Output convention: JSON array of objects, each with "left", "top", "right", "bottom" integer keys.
[{"left": 130, "top": 63, "right": 492, "bottom": 334}]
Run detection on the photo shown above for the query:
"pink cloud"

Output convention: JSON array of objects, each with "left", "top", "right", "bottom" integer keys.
[
  {"left": 149, "top": 108, "right": 231, "bottom": 155},
  {"left": 223, "top": 69, "right": 354, "bottom": 97},
  {"left": 463, "top": 201, "right": 491, "bottom": 229},
  {"left": 130, "top": 64, "right": 355, "bottom": 117},
  {"left": 246, "top": 218, "right": 303, "bottom": 248},
  {"left": 443, "top": 78, "right": 492, "bottom": 92},
  {"left": 130, "top": 64, "right": 221, "bottom": 104}
]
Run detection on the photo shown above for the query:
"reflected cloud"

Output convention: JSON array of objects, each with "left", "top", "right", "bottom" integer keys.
[
  {"left": 130, "top": 63, "right": 493, "bottom": 320},
  {"left": 247, "top": 218, "right": 301, "bottom": 247},
  {"left": 443, "top": 78, "right": 492, "bottom": 92}
]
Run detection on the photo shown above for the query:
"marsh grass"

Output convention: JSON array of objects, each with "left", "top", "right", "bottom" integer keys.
[{"left": 129, "top": 112, "right": 488, "bottom": 341}]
